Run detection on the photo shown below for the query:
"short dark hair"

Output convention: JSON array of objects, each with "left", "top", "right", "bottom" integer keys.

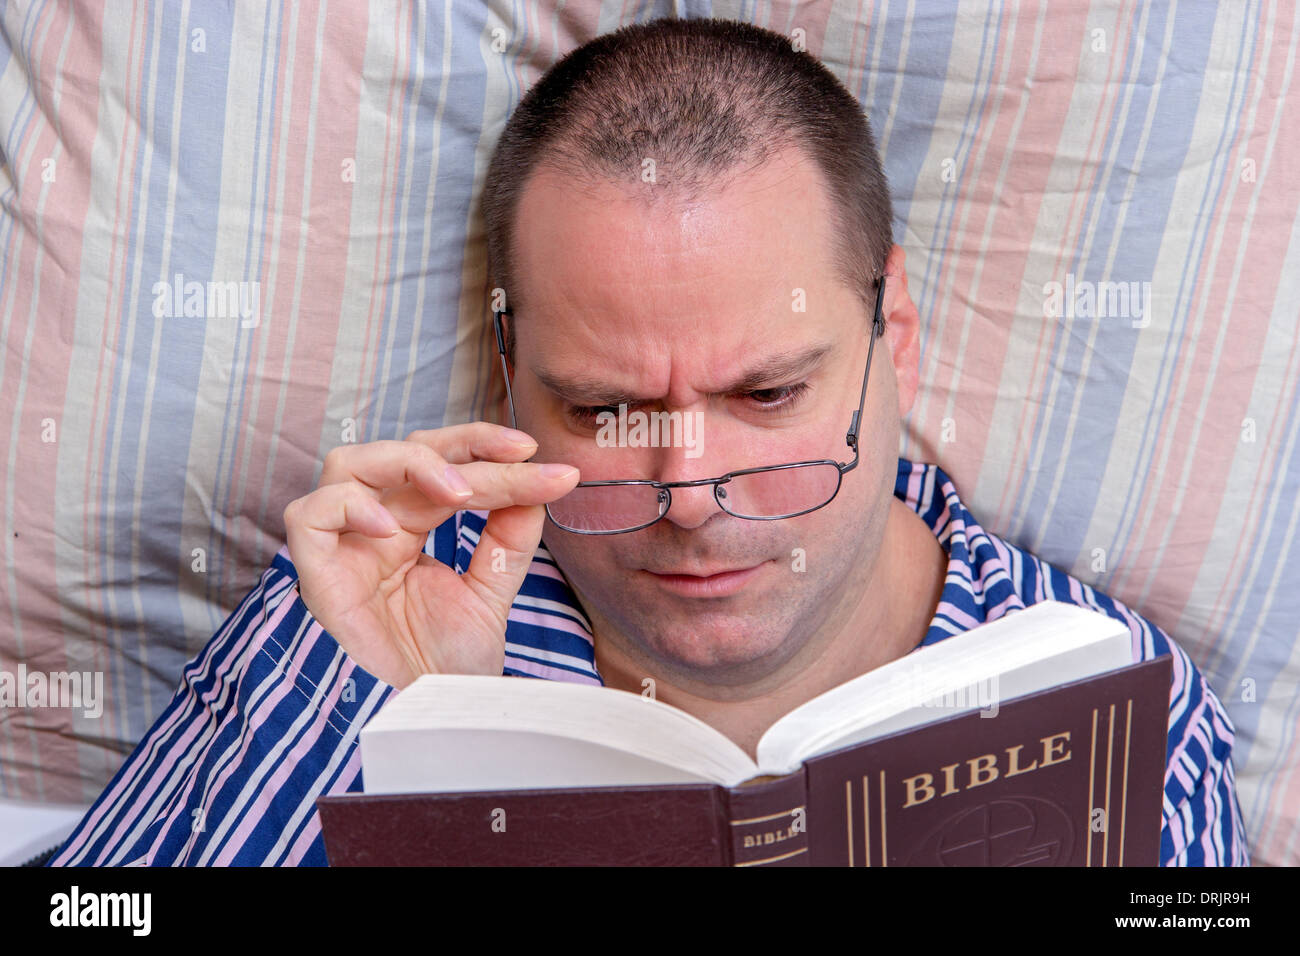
[{"left": 483, "top": 17, "right": 894, "bottom": 357}]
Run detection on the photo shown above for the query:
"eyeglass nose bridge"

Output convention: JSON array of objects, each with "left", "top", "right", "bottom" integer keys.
[
  {"left": 544, "top": 475, "right": 735, "bottom": 535},
  {"left": 643, "top": 473, "right": 741, "bottom": 521},
  {"left": 648, "top": 475, "right": 734, "bottom": 491},
  {"left": 567, "top": 475, "right": 737, "bottom": 528},
  {"left": 625, "top": 474, "right": 729, "bottom": 518}
]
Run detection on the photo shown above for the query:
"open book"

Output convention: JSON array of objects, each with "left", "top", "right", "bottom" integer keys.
[{"left": 318, "top": 601, "right": 1171, "bottom": 866}]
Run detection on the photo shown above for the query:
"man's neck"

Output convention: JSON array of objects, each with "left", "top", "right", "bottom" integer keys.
[{"left": 592, "top": 497, "right": 949, "bottom": 759}]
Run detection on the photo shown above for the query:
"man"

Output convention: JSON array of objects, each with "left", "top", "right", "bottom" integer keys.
[{"left": 49, "top": 17, "right": 1248, "bottom": 866}]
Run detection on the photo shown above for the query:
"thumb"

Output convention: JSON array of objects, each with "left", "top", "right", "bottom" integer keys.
[{"left": 460, "top": 504, "right": 548, "bottom": 625}]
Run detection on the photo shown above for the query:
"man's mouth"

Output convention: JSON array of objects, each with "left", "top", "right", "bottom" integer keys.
[{"left": 641, "top": 561, "right": 769, "bottom": 597}]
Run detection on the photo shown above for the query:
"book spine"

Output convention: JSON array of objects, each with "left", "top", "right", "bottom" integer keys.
[{"left": 722, "top": 773, "right": 810, "bottom": 866}]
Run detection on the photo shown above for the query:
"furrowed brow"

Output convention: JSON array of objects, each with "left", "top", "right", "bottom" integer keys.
[{"left": 534, "top": 343, "right": 834, "bottom": 405}]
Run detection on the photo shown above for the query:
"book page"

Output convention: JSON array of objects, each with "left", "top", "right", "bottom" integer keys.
[
  {"left": 361, "top": 675, "right": 761, "bottom": 790},
  {"left": 755, "top": 602, "right": 1133, "bottom": 773}
]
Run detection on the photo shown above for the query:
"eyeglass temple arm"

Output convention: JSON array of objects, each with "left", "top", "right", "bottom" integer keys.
[
  {"left": 844, "top": 275, "right": 888, "bottom": 467},
  {"left": 493, "top": 310, "right": 519, "bottom": 431}
]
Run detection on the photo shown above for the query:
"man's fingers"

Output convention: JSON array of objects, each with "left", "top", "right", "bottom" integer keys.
[
  {"left": 447, "top": 460, "right": 580, "bottom": 510},
  {"left": 319, "top": 440, "right": 470, "bottom": 497},
  {"left": 291, "top": 445, "right": 577, "bottom": 573},
  {"left": 459, "top": 503, "right": 548, "bottom": 619},
  {"left": 371, "top": 460, "right": 585, "bottom": 520},
  {"left": 317, "top": 424, "right": 542, "bottom": 501},
  {"left": 285, "top": 484, "right": 414, "bottom": 581},
  {"left": 370, "top": 460, "right": 580, "bottom": 534},
  {"left": 403, "top": 421, "right": 539, "bottom": 465},
  {"left": 284, "top": 482, "right": 408, "bottom": 565}
]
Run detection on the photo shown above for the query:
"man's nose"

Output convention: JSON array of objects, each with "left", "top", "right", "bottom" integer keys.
[
  {"left": 654, "top": 437, "right": 733, "bottom": 530},
  {"left": 659, "top": 478, "right": 725, "bottom": 530}
]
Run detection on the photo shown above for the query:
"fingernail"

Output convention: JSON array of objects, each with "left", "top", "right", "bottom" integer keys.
[
  {"left": 502, "top": 427, "right": 536, "bottom": 446},
  {"left": 443, "top": 465, "right": 474, "bottom": 496},
  {"left": 539, "top": 463, "right": 578, "bottom": 479}
]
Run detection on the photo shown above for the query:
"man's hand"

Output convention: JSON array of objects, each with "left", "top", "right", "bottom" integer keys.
[{"left": 283, "top": 423, "right": 580, "bottom": 689}]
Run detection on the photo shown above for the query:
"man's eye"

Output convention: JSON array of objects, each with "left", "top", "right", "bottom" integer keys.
[
  {"left": 747, "top": 383, "right": 811, "bottom": 409},
  {"left": 567, "top": 404, "right": 621, "bottom": 425}
]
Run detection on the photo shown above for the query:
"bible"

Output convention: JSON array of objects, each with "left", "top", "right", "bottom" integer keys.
[{"left": 317, "top": 601, "right": 1170, "bottom": 866}]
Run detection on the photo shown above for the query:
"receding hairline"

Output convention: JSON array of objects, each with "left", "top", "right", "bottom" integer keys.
[
  {"left": 482, "top": 16, "right": 896, "bottom": 355},
  {"left": 524, "top": 135, "right": 789, "bottom": 217}
]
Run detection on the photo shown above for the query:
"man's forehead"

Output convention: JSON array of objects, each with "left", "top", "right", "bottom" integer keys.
[
  {"left": 510, "top": 144, "right": 858, "bottom": 402},
  {"left": 511, "top": 147, "right": 839, "bottom": 306}
]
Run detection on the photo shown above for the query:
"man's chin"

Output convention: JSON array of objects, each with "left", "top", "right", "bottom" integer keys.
[{"left": 628, "top": 613, "right": 803, "bottom": 684}]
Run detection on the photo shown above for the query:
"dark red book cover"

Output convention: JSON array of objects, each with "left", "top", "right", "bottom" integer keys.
[{"left": 317, "top": 655, "right": 1170, "bottom": 866}]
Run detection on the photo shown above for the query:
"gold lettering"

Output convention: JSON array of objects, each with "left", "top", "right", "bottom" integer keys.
[
  {"left": 903, "top": 773, "right": 935, "bottom": 807},
  {"left": 1005, "top": 744, "right": 1039, "bottom": 777},
  {"left": 967, "top": 754, "right": 999, "bottom": 788},
  {"left": 1040, "top": 731, "right": 1072, "bottom": 767},
  {"left": 899, "top": 730, "right": 1072, "bottom": 808},
  {"left": 939, "top": 762, "right": 960, "bottom": 796},
  {"left": 744, "top": 826, "right": 796, "bottom": 848}
]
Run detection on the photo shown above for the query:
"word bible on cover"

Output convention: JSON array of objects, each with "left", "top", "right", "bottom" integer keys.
[{"left": 317, "top": 602, "right": 1170, "bottom": 866}]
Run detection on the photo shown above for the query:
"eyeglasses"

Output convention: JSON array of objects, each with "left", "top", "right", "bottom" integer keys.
[{"left": 493, "top": 276, "right": 887, "bottom": 534}]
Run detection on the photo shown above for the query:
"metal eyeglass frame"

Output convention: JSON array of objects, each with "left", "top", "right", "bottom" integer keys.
[{"left": 492, "top": 275, "right": 887, "bottom": 534}]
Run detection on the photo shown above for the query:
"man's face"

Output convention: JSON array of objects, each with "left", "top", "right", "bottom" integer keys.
[{"left": 508, "top": 145, "right": 905, "bottom": 690}]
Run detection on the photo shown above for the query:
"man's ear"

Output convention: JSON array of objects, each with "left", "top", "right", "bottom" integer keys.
[{"left": 881, "top": 245, "right": 922, "bottom": 417}]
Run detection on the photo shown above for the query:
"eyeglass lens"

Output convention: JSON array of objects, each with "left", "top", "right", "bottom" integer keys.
[{"left": 546, "top": 462, "right": 842, "bottom": 533}]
